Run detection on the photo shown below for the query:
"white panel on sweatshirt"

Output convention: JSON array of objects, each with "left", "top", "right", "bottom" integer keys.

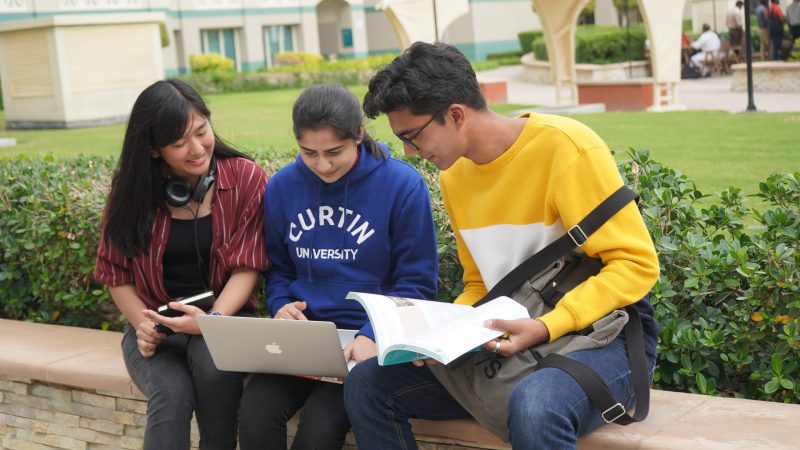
[{"left": 459, "top": 219, "right": 566, "bottom": 290}]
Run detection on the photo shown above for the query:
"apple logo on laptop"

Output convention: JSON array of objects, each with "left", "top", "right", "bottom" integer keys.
[{"left": 265, "top": 342, "right": 282, "bottom": 354}]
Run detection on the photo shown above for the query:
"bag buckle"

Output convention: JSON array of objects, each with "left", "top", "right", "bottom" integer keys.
[
  {"left": 567, "top": 225, "right": 588, "bottom": 247},
  {"left": 602, "top": 402, "right": 626, "bottom": 423}
]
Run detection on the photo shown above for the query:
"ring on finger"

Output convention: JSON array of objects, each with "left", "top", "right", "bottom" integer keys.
[{"left": 493, "top": 340, "right": 502, "bottom": 354}]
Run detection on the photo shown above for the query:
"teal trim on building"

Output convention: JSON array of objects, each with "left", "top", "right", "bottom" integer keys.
[
  {"left": 241, "top": 61, "right": 266, "bottom": 71},
  {"left": 454, "top": 39, "right": 521, "bottom": 60},
  {"left": 0, "top": 13, "right": 35, "bottom": 21},
  {"left": 367, "top": 48, "right": 401, "bottom": 56},
  {"left": 164, "top": 67, "right": 190, "bottom": 77},
  {"left": 170, "top": 7, "right": 314, "bottom": 18},
  {"left": 0, "top": 8, "right": 169, "bottom": 22},
  {"left": 0, "top": 6, "right": 316, "bottom": 22}
]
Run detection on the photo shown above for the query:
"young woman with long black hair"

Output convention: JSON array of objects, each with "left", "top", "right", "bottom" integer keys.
[{"left": 95, "top": 79, "right": 269, "bottom": 449}]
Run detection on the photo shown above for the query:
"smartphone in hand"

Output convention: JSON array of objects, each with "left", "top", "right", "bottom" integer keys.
[
  {"left": 156, "top": 291, "right": 215, "bottom": 318},
  {"left": 154, "top": 291, "right": 215, "bottom": 335}
]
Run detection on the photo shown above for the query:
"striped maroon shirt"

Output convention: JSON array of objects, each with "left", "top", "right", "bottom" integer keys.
[{"left": 95, "top": 156, "right": 270, "bottom": 310}]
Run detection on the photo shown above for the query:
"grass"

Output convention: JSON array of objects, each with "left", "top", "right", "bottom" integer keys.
[{"left": 1, "top": 88, "right": 798, "bottom": 200}]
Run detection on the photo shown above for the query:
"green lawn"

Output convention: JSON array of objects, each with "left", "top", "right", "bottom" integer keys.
[{"left": 1, "top": 87, "right": 798, "bottom": 199}]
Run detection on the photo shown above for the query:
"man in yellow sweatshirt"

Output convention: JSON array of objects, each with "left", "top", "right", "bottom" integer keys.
[{"left": 343, "top": 42, "right": 659, "bottom": 450}]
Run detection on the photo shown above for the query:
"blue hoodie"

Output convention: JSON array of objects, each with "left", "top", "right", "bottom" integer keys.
[{"left": 263, "top": 143, "right": 438, "bottom": 340}]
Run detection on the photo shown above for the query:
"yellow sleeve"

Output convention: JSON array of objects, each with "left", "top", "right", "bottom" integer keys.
[{"left": 537, "top": 147, "right": 659, "bottom": 341}]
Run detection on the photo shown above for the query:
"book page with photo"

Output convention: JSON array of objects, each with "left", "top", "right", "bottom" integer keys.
[{"left": 346, "top": 292, "right": 529, "bottom": 365}]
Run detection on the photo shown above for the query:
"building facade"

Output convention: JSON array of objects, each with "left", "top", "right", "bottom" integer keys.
[{"left": 0, "top": 0, "right": 537, "bottom": 76}]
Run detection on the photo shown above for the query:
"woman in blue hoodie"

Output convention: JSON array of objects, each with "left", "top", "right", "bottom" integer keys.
[{"left": 238, "top": 84, "right": 438, "bottom": 450}]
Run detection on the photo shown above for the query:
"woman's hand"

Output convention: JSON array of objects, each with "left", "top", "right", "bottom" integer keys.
[
  {"left": 344, "top": 335, "right": 377, "bottom": 364},
  {"left": 274, "top": 301, "right": 308, "bottom": 320},
  {"left": 142, "top": 303, "right": 206, "bottom": 336},
  {"left": 481, "top": 318, "right": 550, "bottom": 357},
  {"left": 134, "top": 319, "right": 167, "bottom": 358}
]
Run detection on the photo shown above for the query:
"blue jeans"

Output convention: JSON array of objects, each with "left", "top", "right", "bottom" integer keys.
[
  {"left": 122, "top": 323, "right": 245, "bottom": 450},
  {"left": 771, "top": 32, "right": 784, "bottom": 60},
  {"left": 344, "top": 334, "right": 655, "bottom": 450}
]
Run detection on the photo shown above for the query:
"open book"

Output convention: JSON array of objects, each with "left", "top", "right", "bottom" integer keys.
[{"left": 346, "top": 292, "right": 529, "bottom": 366}]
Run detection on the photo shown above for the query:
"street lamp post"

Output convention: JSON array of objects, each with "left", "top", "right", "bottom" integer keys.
[
  {"left": 744, "top": 0, "right": 757, "bottom": 111},
  {"left": 432, "top": 0, "right": 439, "bottom": 41}
]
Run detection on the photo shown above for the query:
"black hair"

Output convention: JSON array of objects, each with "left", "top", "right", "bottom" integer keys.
[
  {"left": 292, "top": 84, "right": 384, "bottom": 159},
  {"left": 103, "top": 78, "right": 250, "bottom": 258},
  {"left": 736, "top": 1, "right": 743, "bottom": 7},
  {"left": 363, "top": 41, "right": 487, "bottom": 121}
]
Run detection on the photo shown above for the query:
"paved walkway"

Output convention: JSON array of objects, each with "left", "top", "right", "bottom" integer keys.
[{"left": 476, "top": 65, "right": 800, "bottom": 113}]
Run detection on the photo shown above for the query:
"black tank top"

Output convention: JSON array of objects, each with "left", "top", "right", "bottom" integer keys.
[{"left": 162, "top": 214, "right": 212, "bottom": 298}]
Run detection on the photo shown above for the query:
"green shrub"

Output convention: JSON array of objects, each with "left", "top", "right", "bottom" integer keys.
[
  {"left": 178, "top": 54, "right": 397, "bottom": 95},
  {"left": 1, "top": 150, "right": 798, "bottom": 403},
  {"left": 0, "top": 155, "right": 117, "bottom": 329},
  {"left": 518, "top": 30, "right": 543, "bottom": 54},
  {"left": 532, "top": 24, "right": 647, "bottom": 64},
  {"left": 275, "top": 51, "right": 324, "bottom": 66},
  {"left": 159, "top": 22, "right": 170, "bottom": 48},
  {"left": 189, "top": 53, "right": 235, "bottom": 73},
  {"left": 619, "top": 149, "right": 799, "bottom": 403},
  {"left": 470, "top": 60, "right": 501, "bottom": 72},
  {"left": 487, "top": 51, "right": 523, "bottom": 61}
]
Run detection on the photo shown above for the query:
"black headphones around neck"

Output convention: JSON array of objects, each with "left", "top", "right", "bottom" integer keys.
[{"left": 163, "top": 156, "right": 217, "bottom": 207}]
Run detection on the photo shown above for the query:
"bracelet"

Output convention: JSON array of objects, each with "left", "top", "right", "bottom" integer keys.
[{"left": 207, "top": 310, "right": 223, "bottom": 316}]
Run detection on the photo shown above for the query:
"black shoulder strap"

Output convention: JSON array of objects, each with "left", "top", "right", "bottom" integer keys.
[
  {"left": 473, "top": 185, "right": 638, "bottom": 308},
  {"left": 471, "top": 184, "right": 650, "bottom": 425},
  {"left": 538, "top": 305, "right": 650, "bottom": 425}
]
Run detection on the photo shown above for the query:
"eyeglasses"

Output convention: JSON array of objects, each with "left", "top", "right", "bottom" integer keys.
[{"left": 395, "top": 113, "right": 441, "bottom": 152}]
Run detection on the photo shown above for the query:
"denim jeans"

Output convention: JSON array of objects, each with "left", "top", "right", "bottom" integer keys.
[
  {"left": 122, "top": 323, "right": 245, "bottom": 450},
  {"left": 239, "top": 374, "right": 351, "bottom": 450},
  {"left": 344, "top": 334, "right": 655, "bottom": 450}
]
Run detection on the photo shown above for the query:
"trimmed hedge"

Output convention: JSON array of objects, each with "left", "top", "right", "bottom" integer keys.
[
  {"left": 178, "top": 54, "right": 397, "bottom": 95},
  {"left": 531, "top": 24, "right": 647, "bottom": 64},
  {"left": 518, "top": 30, "right": 543, "bottom": 55},
  {"left": 190, "top": 53, "right": 235, "bottom": 73},
  {"left": 0, "top": 149, "right": 797, "bottom": 403}
]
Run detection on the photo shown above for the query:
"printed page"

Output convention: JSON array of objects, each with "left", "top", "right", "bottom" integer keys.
[
  {"left": 385, "top": 296, "right": 530, "bottom": 364},
  {"left": 346, "top": 292, "right": 472, "bottom": 364}
]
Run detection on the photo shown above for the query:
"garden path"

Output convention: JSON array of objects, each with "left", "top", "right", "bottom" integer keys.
[{"left": 478, "top": 65, "right": 800, "bottom": 113}]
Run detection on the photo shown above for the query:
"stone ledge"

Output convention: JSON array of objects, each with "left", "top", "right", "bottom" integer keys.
[
  {"left": 730, "top": 61, "right": 800, "bottom": 93},
  {"left": 2, "top": 318, "right": 800, "bottom": 449},
  {"left": 521, "top": 53, "right": 651, "bottom": 85}
]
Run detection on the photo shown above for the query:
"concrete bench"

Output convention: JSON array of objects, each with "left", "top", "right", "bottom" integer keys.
[
  {"left": 576, "top": 79, "right": 655, "bottom": 112},
  {"left": 2, "top": 318, "right": 799, "bottom": 449}
]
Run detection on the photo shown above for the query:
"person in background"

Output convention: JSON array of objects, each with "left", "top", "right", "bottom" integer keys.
[
  {"left": 726, "top": 1, "right": 745, "bottom": 47},
  {"left": 787, "top": 0, "right": 800, "bottom": 42},
  {"left": 756, "top": 0, "right": 771, "bottom": 60},
  {"left": 237, "top": 84, "right": 438, "bottom": 450},
  {"left": 95, "top": 79, "right": 269, "bottom": 449},
  {"left": 691, "top": 23, "right": 722, "bottom": 76},
  {"left": 768, "top": 0, "right": 786, "bottom": 60}
]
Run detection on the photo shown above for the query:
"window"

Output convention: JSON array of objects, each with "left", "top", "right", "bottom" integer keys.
[
  {"left": 201, "top": 29, "right": 238, "bottom": 69},
  {"left": 263, "top": 25, "right": 297, "bottom": 68}
]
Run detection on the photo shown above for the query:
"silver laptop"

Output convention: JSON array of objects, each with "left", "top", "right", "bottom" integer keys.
[{"left": 197, "top": 315, "right": 357, "bottom": 378}]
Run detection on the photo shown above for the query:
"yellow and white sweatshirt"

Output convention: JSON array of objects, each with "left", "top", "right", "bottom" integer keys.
[{"left": 440, "top": 113, "right": 659, "bottom": 342}]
